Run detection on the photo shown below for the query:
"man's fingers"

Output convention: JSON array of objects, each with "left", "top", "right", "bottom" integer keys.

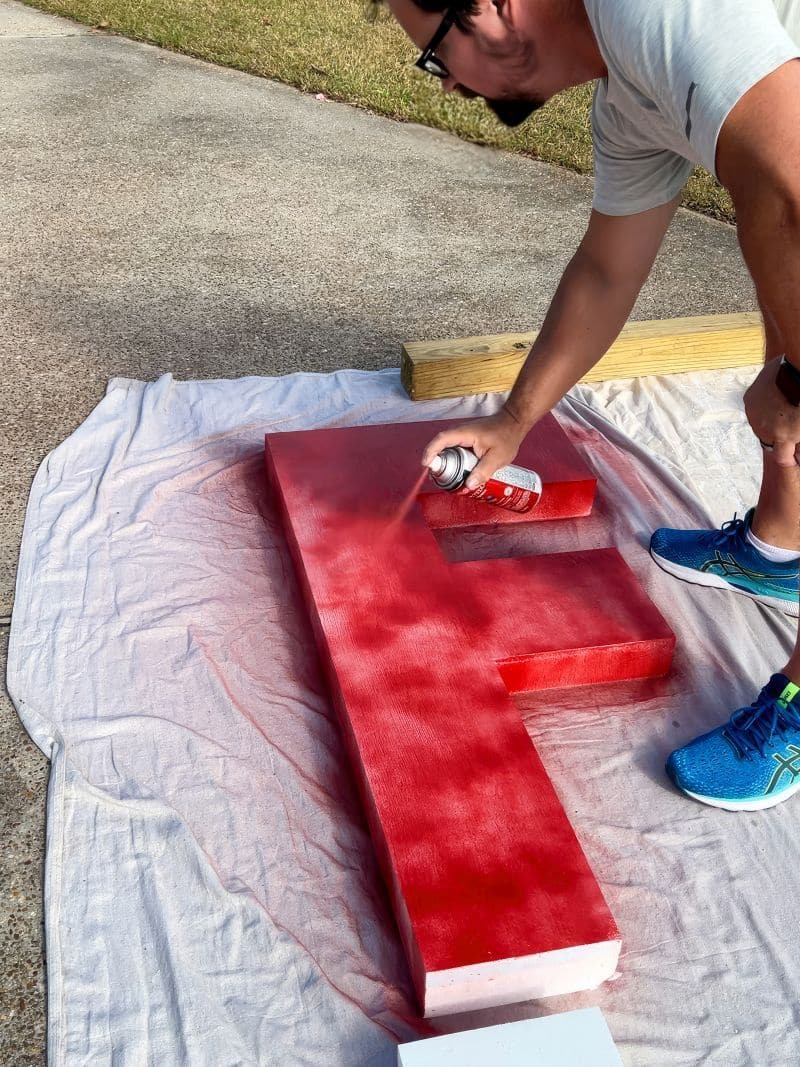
[
  {"left": 772, "top": 440, "right": 800, "bottom": 467},
  {"left": 422, "top": 433, "right": 453, "bottom": 468},
  {"left": 421, "top": 412, "right": 523, "bottom": 478},
  {"left": 467, "top": 454, "right": 501, "bottom": 489},
  {"left": 422, "top": 428, "right": 475, "bottom": 467}
]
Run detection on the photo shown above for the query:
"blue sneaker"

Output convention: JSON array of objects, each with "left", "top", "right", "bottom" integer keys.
[
  {"left": 650, "top": 509, "right": 799, "bottom": 617},
  {"left": 667, "top": 675, "right": 800, "bottom": 810}
]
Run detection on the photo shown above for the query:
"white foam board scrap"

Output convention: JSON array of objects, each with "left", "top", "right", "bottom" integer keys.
[{"left": 397, "top": 1007, "right": 623, "bottom": 1066}]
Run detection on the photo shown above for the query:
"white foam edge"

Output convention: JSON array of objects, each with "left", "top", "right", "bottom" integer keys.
[
  {"left": 422, "top": 938, "right": 621, "bottom": 1018},
  {"left": 398, "top": 1006, "right": 623, "bottom": 1066}
]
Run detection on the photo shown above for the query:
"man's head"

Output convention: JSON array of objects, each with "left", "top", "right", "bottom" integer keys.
[{"left": 380, "top": 0, "right": 603, "bottom": 126}]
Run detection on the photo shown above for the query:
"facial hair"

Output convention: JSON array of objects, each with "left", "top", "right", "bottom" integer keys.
[{"left": 485, "top": 98, "right": 545, "bottom": 127}]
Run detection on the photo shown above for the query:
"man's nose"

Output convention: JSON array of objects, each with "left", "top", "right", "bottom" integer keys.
[{"left": 441, "top": 76, "right": 459, "bottom": 93}]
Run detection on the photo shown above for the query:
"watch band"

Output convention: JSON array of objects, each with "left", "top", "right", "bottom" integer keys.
[{"left": 775, "top": 356, "right": 800, "bottom": 407}]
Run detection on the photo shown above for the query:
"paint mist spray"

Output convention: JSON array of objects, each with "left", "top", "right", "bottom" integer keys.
[{"left": 428, "top": 446, "right": 542, "bottom": 513}]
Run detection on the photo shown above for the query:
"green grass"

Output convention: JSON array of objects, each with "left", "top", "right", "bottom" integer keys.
[{"left": 28, "top": 0, "right": 734, "bottom": 221}]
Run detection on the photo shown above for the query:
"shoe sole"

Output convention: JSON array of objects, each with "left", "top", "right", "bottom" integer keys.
[
  {"left": 674, "top": 778, "right": 800, "bottom": 812},
  {"left": 649, "top": 549, "right": 799, "bottom": 618}
]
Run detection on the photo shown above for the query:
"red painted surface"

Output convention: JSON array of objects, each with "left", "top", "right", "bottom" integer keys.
[
  {"left": 264, "top": 418, "right": 673, "bottom": 1014},
  {"left": 465, "top": 549, "right": 675, "bottom": 692}
]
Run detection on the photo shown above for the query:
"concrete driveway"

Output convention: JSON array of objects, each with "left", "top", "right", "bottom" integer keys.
[{"left": 0, "top": 0, "right": 755, "bottom": 1058}]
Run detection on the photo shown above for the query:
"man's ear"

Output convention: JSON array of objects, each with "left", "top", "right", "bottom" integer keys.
[
  {"left": 486, "top": 0, "right": 515, "bottom": 35},
  {"left": 475, "top": 0, "right": 520, "bottom": 60}
]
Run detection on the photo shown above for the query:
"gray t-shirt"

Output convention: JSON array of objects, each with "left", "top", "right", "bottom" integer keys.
[{"left": 585, "top": 0, "right": 800, "bottom": 215}]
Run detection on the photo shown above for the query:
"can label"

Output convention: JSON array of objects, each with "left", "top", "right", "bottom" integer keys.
[
  {"left": 463, "top": 477, "right": 540, "bottom": 513},
  {"left": 428, "top": 447, "right": 542, "bottom": 514}
]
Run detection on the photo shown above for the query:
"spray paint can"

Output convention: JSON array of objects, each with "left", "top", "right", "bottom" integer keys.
[{"left": 428, "top": 446, "right": 542, "bottom": 513}]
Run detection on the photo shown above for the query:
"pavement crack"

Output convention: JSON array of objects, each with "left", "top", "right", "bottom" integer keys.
[{"left": 1, "top": 32, "right": 90, "bottom": 40}]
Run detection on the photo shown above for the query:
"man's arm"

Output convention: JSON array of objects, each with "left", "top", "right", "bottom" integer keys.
[
  {"left": 717, "top": 59, "right": 800, "bottom": 467},
  {"left": 422, "top": 197, "right": 680, "bottom": 485}
]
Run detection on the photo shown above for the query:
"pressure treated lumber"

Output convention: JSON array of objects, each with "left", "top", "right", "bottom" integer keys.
[
  {"left": 265, "top": 416, "right": 674, "bottom": 1016},
  {"left": 397, "top": 1007, "right": 624, "bottom": 1066},
  {"left": 401, "top": 311, "right": 764, "bottom": 400}
]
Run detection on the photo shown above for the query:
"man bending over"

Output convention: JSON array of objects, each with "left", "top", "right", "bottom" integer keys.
[{"left": 379, "top": 0, "right": 800, "bottom": 811}]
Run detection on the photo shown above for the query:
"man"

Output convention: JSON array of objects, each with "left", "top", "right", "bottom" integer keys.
[{"left": 381, "top": 0, "right": 800, "bottom": 810}]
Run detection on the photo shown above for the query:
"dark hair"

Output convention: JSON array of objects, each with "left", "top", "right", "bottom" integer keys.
[{"left": 368, "top": 0, "right": 480, "bottom": 32}]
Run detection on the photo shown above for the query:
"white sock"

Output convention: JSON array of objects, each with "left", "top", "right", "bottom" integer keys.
[{"left": 745, "top": 526, "right": 800, "bottom": 564}]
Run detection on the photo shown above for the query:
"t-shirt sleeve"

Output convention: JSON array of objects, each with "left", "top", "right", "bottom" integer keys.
[
  {"left": 666, "top": 0, "right": 800, "bottom": 176},
  {"left": 592, "top": 82, "right": 693, "bottom": 216},
  {"left": 590, "top": 0, "right": 800, "bottom": 217}
]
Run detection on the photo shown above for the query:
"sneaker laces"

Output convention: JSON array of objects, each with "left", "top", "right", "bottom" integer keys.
[
  {"left": 724, "top": 690, "right": 800, "bottom": 758},
  {"left": 711, "top": 513, "right": 746, "bottom": 549}
]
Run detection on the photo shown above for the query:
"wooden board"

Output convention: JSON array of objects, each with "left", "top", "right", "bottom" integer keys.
[
  {"left": 265, "top": 418, "right": 673, "bottom": 1016},
  {"left": 397, "top": 1007, "right": 624, "bottom": 1066},
  {"left": 401, "top": 311, "right": 764, "bottom": 400}
]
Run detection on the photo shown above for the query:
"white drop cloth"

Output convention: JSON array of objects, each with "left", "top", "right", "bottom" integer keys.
[{"left": 8, "top": 367, "right": 799, "bottom": 1066}]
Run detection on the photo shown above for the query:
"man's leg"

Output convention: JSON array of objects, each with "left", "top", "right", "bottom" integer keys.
[
  {"left": 650, "top": 327, "right": 800, "bottom": 617},
  {"left": 752, "top": 450, "right": 800, "bottom": 550},
  {"left": 660, "top": 317, "right": 800, "bottom": 810},
  {"left": 755, "top": 451, "right": 800, "bottom": 678},
  {"left": 752, "top": 315, "right": 800, "bottom": 555}
]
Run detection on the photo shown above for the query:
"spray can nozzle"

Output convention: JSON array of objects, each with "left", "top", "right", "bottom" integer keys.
[{"left": 427, "top": 447, "right": 476, "bottom": 491}]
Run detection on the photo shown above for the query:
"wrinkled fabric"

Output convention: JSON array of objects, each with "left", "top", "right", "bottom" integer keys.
[{"left": 8, "top": 367, "right": 798, "bottom": 1067}]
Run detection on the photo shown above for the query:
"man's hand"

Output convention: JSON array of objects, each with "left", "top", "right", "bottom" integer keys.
[
  {"left": 422, "top": 407, "right": 527, "bottom": 489},
  {"left": 744, "top": 358, "right": 800, "bottom": 466}
]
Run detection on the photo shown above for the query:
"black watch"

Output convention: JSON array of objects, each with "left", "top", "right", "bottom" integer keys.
[{"left": 775, "top": 356, "right": 800, "bottom": 407}]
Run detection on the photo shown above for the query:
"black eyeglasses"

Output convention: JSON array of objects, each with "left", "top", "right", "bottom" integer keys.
[
  {"left": 414, "top": 5, "right": 460, "bottom": 80},
  {"left": 413, "top": 5, "right": 539, "bottom": 128}
]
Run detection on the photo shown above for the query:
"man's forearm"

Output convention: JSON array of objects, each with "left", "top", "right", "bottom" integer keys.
[
  {"left": 736, "top": 190, "right": 800, "bottom": 368},
  {"left": 420, "top": 203, "right": 676, "bottom": 484},
  {"left": 503, "top": 248, "right": 646, "bottom": 430}
]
